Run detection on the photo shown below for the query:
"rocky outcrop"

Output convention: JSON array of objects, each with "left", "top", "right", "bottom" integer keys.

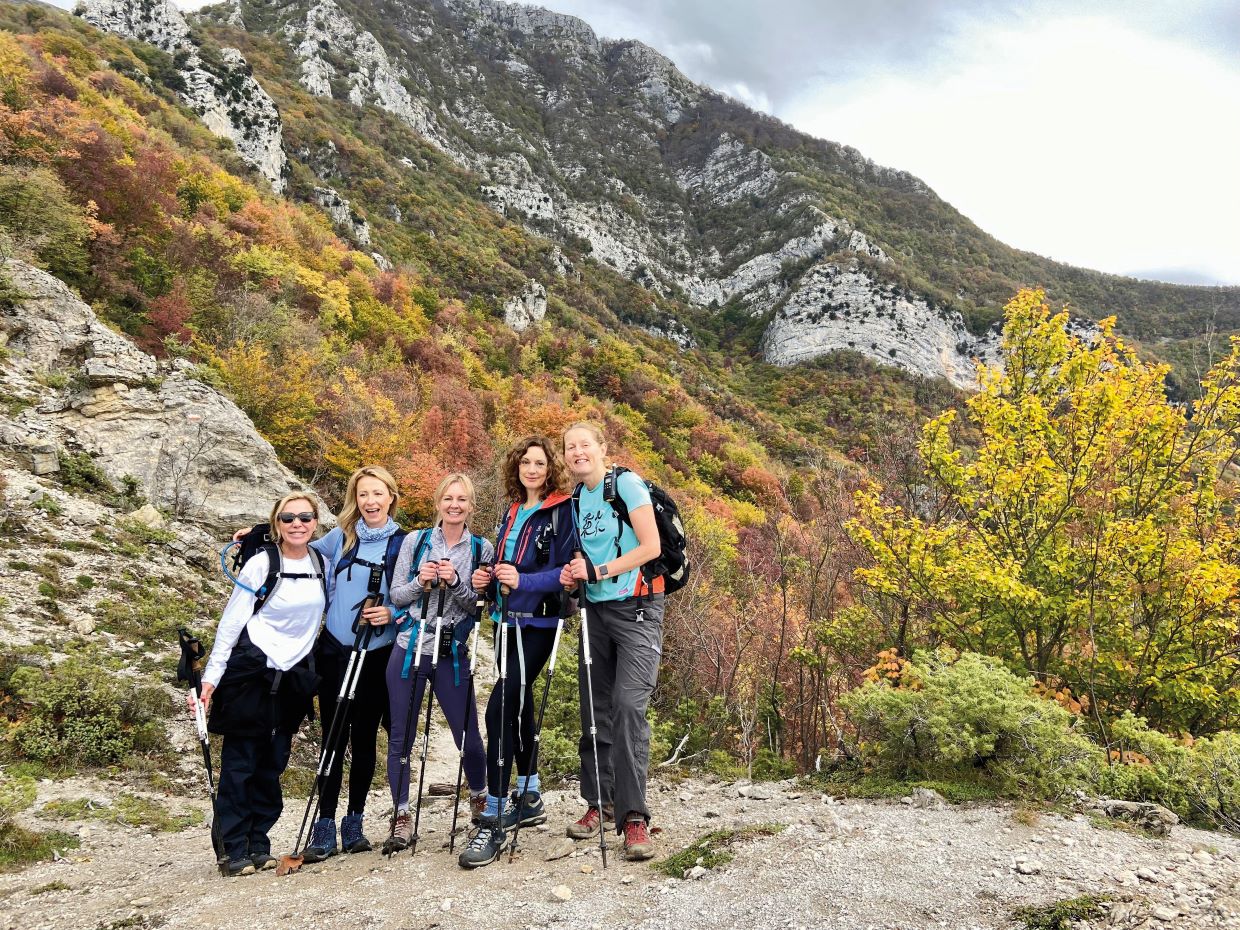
[
  {"left": 503, "top": 279, "right": 548, "bottom": 332},
  {"left": 603, "top": 39, "right": 701, "bottom": 123},
  {"left": 762, "top": 260, "right": 985, "bottom": 389},
  {"left": 677, "top": 133, "right": 779, "bottom": 208},
  {"left": 79, "top": 0, "right": 287, "bottom": 192},
  {"left": 312, "top": 186, "right": 372, "bottom": 246},
  {"left": 283, "top": 0, "right": 453, "bottom": 157},
  {"left": 0, "top": 259, "right": 315, "bottom": 528}
]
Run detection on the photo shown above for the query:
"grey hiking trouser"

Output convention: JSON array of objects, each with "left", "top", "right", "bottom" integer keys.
[{"left": 577, "top": 594, "right": 664, "bottom": 828}]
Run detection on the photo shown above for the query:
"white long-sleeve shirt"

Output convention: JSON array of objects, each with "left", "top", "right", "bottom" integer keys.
[{"left": 204, "top": 550, "right": 328, "bottom": 687}]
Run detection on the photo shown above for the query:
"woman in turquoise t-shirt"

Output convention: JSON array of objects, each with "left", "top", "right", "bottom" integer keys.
[{"left": 558, "top": 421, "right": 662, "bottom": 862}]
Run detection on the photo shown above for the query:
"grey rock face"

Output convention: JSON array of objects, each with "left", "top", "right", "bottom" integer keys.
[
  {"left": 312, "top": 186, "right": 372, "bottom": 246},
  {"left": 284, "top": 0, "right": 453, "bottom": 156},
  {"left": 79, "top": 0, "right": 287, "bottom": 192},
  {"left": 762, "top": 259, "right": 989, "bottom": 389},
  {"left": 0, "top": 259, "right": 314, "bottom": 528},
  {"left": 503, "top": 279, "right": 548, "bottom": 332}
]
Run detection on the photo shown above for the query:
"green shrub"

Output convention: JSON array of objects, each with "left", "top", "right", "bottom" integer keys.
[
  {"left": 5, "top": 658, "right": 168, "bottom": 768},
  {"left": 1094, "top": 714, "right": 1240, "bottom": 831},
  {"left": 653, "top": 824, "right": 785, "bottom": 877},
  {"left": 39, "top": 793, "right": 202, "bottom": 833},
  {"left": 56, "top": 450, "right": 114, "bottom": 496},
  {"left": 0, "top": 770, "right": 79, "bottom": 872},
  {"left": 96, "top": 585, "right": 201, "bottom": 641},
  {"left": 32, "top": 494, "right": 63, "bottom": 517},
  {"left": 841, "top": 650, "right": 1097, "bottom": 798},
  {"left": 1014, "top": 896, "right": 1110, "bottom": 930}
]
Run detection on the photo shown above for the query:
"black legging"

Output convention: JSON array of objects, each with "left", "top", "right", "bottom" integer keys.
[
  {"left": 485, "top": 623, "right": 557, "bottom": 798},
  {"left": 315, "top": 634, "right": 392, "bottom": 819}
]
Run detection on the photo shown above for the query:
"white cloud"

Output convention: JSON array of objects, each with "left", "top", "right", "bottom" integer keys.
[{"left": 782, "top": 16, "right": 1240, "bottom": 283}]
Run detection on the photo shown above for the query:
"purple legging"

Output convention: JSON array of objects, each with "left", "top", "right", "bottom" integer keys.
[{"left": 385, "top": 640, "right": 486, "bottom": 808}]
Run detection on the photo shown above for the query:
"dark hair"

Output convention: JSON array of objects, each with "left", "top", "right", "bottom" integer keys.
[{"left": 502, "top": 436, "right": 566, "bottom": 503}]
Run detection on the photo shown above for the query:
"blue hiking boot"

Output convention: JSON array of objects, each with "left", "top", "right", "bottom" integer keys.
[
  {"left": 341, "top": 813, "right": 371, "bottom": 854},
  {"left": 457, "top": 817, "right": 505, "bottom": 869},
  {"left": 500, "top": 790, "right": 547, "bottom": 830},
  {"left": 301, "top": 817, "right": 337, "bottom": 863}
]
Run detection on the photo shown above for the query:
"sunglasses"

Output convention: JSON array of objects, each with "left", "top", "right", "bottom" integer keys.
[{"left": 277, "top": 511, "right": 317, "bottom": 524}]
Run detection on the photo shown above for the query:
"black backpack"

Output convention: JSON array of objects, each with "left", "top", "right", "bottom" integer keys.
[
  {"left": 222, "top": 523, "right": 328, "bottom": 614},
  {"left": 575, "top": 466, "right": 691, "bottom": 595}
]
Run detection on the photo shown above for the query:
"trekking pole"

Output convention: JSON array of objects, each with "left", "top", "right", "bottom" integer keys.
[
  {"left": 494, "top": 575, "right": 511, "bottom": 839},
  {"left": 575, "top": 552, "right": 608, "bottom": 868},
  {"left": 508, "top": 593, "right": 568, "bottom": 861},
  {"left": 177, "top": 629, "right": 225, "bottom": 866},
  {"left": 449, "top": 565, "right": 490, "bottom": 853},
  {"left": 384, "top": 578, "right": 433, "bottom": 857},
  {"left": 410, "top": 571, "right": 450, "bottom": 856},
  {"left": 279, "top": 564, "right": 383, "bottom": 875}
]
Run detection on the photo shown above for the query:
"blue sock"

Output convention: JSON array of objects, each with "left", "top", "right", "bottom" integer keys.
[
  {"left": 484, "top": 794, "right": 502, "bottom": 818},
  {"left": 516, "top": 773, "right": 541, "bottom": 795}
]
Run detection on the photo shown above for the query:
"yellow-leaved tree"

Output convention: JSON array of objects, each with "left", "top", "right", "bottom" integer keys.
[{"left": 849, "top": 289, "right": 1240, "bottom": 734}]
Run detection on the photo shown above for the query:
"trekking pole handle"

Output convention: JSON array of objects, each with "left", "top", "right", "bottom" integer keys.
[
  {"left": 190, "top": 690, "right": 209, "bottom": 743},
  {"left": 573, "top": 549, "right": 589, "bottom": 596},
  {"left": 474, "top": 562, "right": 492, "bottom": 612}
]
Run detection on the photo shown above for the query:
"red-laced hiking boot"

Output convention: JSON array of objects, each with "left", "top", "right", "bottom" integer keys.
[
  {"left": 622, "top": 818, "right": 654, "bottom": 861},
  {"left": 566, "top": 805, "right": 614, "bottom": 839}
]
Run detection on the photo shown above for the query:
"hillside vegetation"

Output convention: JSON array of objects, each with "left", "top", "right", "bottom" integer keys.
[{"left": 1, "top": 1, "right": 1237, "bottom": 846}]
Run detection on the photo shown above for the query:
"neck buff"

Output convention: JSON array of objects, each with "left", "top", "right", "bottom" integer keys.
[{"left": 356, "top": 516, "right": 400, "bottom": 543}]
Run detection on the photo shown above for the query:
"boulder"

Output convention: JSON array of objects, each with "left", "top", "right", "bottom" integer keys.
[
  {"left": 1094, "top": 799, "right": 1180, "bottom": 837},
  {"left": 0, "top": 260, "right": 320, "bottom": 530}
]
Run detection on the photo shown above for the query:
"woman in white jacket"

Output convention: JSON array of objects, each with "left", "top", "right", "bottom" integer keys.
[{"left": 198, "top": 492, "right": 328, "bottom": 877}]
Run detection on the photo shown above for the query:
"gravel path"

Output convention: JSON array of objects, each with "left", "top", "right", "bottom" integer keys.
[{"left": 4, "top": 747, "right": 1238, "bottom": 930}]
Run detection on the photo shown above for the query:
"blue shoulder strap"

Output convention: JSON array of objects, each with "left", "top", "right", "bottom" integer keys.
[{"left": 402, "top": 528, "right": 432, "bottom": 583}]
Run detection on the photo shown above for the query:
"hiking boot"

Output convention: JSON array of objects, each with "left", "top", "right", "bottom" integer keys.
[
  {"left": 566, "top": 804, "right": 614, "bottom": 839},
  {"left": 341, "top": 813, "right": 371, "bottom": 854},
  {"left": 250, "top": 852, "right": 277, "bottom": 871},
  {"left": 457, "top": 817, "right": 505, "bottom": 869},
  {"left": 470, "top": 792, "right": 487, "bottom": 825},
  {"left": 500, "top": 790, "right": 547, "bottom": 830},
  {"left": 300, "top": 817, "right": 337, "bottom": 863},
  {"left": 382, "top": 810, "right": 412, "bottom": 855},
  {"left": 221, "top": 857, "right": 256, "bottom": 877},
  {"left": 622, "top": 817, "right": 655, "bottom": 861}
]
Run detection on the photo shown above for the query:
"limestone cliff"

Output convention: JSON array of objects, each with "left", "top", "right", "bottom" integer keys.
[
  {"left": 0, "top": 259, "right": 314, "bottom": 528},
  {"left": 79, "top": 0, "right": 287, "bottom": 192}
]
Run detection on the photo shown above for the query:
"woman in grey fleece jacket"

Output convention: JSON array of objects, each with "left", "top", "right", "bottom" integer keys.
[{"left": 381, "top": 472, "right": 494, "bottom": 853}]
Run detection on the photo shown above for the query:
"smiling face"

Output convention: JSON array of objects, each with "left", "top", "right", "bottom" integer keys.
[
  {"left": 563, "top": 427, "right": 606, "bottom": 482},
  {"left": 276, "top": 497, "right": 317, "bottom": 548},
  {"left": 519, "top": 444, "right": 549, "bottom": 498},
  {"left": 437, "top": 480, "right": 472, "bottom": 529},
  {"left": 355, "top": 475, "right": 394, "bottom": 528}
]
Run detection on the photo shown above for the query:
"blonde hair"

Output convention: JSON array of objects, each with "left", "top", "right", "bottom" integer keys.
[
  {"left": 339, "top": 465, "right": 399, "bottom": 553},
  {"left": 434, "top": 472, "right": 476, "bottom": 518},
  {"left": 561, "top": 420, "right": 607, "bottom": 452},
  {"left": 268, "top": 493, "right": 320, "bottom": 547}
]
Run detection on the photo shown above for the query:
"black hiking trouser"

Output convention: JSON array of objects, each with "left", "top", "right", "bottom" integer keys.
[
  {"left": 484, "top": 623, "right": 557, "bottom": 798},
  {"left": 314, "top": 634, "right": 392, "bottom": 820},
  {"left": 216, "top": 728, "right": 294, "bottom": 861}
]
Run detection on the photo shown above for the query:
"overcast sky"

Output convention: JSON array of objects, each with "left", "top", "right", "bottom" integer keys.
[{"left": 515, "top": 0, "right": 1240, "bottom": 286}]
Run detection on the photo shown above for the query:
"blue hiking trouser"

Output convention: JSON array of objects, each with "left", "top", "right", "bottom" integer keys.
[{"left": 385, "top": 642, "right": 486, "bottom": 808}]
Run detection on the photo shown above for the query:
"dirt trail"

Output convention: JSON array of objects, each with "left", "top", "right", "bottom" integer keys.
[{"left": 4, "top": 719, "right": 1239, "bottom": 930}]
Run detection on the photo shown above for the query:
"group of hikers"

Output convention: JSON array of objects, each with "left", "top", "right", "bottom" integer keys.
[{"left": 188, "top": 422, "right": 670, "bottom": 877}]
